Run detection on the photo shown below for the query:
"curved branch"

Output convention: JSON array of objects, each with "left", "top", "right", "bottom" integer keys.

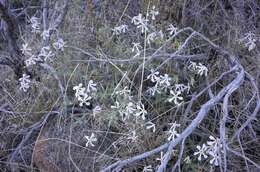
[
  {"left": 157, "top": 67, "right": 244, "bottom": 172},
  {"left": 220, "top": 67, "right": 245, "bottom": 172}
]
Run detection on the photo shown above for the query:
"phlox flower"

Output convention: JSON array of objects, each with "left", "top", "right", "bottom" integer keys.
[
  {"left": 19, "top": 74, "right": 31, "bottom": 92},
  {"left": 168, "top": 90, "right": 183, "bottom": 106},
  {"left": 193, "top": 144, "right": 208, "bottom": 161},
  {"left": 84, "top": 133, "right": 97, "bottom": 147}
]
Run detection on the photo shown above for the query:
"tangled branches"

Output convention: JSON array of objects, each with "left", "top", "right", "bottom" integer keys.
[{"left": 0, "top": 1, "right": 259, "bottom": 172}]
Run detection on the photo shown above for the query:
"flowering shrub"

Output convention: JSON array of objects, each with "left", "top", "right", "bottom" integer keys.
[{"left": 1, "top": 1, "right": 259, "bottom": 172}]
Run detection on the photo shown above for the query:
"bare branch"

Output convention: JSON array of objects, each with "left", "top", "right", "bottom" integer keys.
[
  {"left": 157, "top": 67, "right": 245, "bottom": 172},
  {"left": 0, "top": 1, "right": 26, "bottom": 77}
]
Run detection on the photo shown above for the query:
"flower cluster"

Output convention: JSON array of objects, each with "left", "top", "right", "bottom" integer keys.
[
  {"left": 20, "top": 42, "right": 41, "bottom": 67},
  {"left": 167, "top": 121, "right": 180, "bottom": 141},
  {"left": 146, "top": 70, "right": 171, "bottom": 95},
  {"left": 73, "top": 80, "right": 97, "bottom": 107},
  {"left": 146, "top": 69, "right": 188, "bottom": 106},
  {"left": 111, "top": 100, "right": 147, "bottom": 121},
  {"left": 112, "top": 24, "right": 128, "bottom": 35},
  {"left": 22, "top": 37, "right": 65, "bottom": 67},
  {"left": 23, "top": 15, "right": 66, "bottom": 68},
  {"left": 193, "top": 135, "right": 223, "bottom": 166},
  {"left": 188, "top": 61, "right": 208, "bottom": 76},
  {"left": 132, "top": 13, "right": 149, "bottom": 33},
  {"left": 19, "top": 74, "right": 31, "bottom": 92},
  {"left": 239, "top": 32, "right": 257, "bottom": 51},
  {"left": 38, "top": 46, "right": 55, "bottom": 61}
]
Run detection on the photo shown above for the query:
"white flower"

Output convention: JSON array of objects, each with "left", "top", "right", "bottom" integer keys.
[
  {"left": 146, "top": 32, "right": 157, "bottom": 45},
  {"left": 92, "top": 105, "right": 102, "bottom": 117},
  {"left": 112, "top": 24, "right": 128, "bottom": 35},
  {"left": 115, "top": 86, "right": 131, "bottom": 97},
  {"left": 25, "top": 55, "right": 40, "bottom": 67},
  {"left": 78, "top": 93, "right": 92, "bottom": 106},
  {"left": 146, "top": 86, "right": 155, "bottom": 96},
  {"left": 111, "top": 101, "right": 128, "bottom": 120},
  {"left": 73, "top": 83, "right": 85, "bottom": 97},
  {"left": 19, "top": 74, "right": 31, "bottom": 92},
  {"left": 208, "top": 150, "right": 220, "bottom": 166},
  {"left": 86, "top": 80, "right": 97, "bottom": 93},
  {"left": 146, "top": 121, "right": 156, "bottom": 132},
  {"left": 196, "top": 63, "right": 208, "bottom": 76},
  {"left": 147, "top": 69, "right": 159, "bottom": 82},
  {"left": 137, "top": 20, "right": 149, "bottom": 33},
  {"left": 53, "top": 38, "right": 66, "bottom": 51},
  {"left": 167, "top": 24, "right": 178, "bottom": 35},
  {"left": 167, "top": 122, "right": 180, "bottom": 141},
  {"left": 84, "top": 133, "right": 97, "bottom": 147},
  {"left": 206, "top": 135, "right": 222, "bottom": 166},
  {"left": 134, "top": 103, "right": 147, "bottom": 120},
  {"left": 168, "top": 90, "right": 183, "bottom": 106},
  {"left": 169, "top": 121, "right": 181, "bottom": 129},
  {"left": 240, "top": 32, "right": 257, "bottom": 51},
  {"left": 159, "top": 74, "right": 172, "bottom": 88},
  {"left": 132, "top": 42, "right": 142, "bottom": 56},
  {"left": 207, "top": 135, "right": 222, "bottom": 152},
  {"left": 131, "top": 13, "right": 149, "bottom": 33},
  {"left": 73, "top": 83, "right": 92, "bottom": 107},
  {"left": 143, "top": 165, "right": 153, "bottom": 172},
  {"left": 149, "top": 6, "right": 159, "bottom": 20},
  {"left": 132, "top": 42, "right": 142, "bottom": 52},
  {"left": 174, "top": 84, "right": 186, "bottom": 93},
  {"left": 146, "top": 83, "right": 161, "bottom": 96},
  {"left": 120, "top": 24, "right": 128, "bottom": 33},
  {"left": 188, "top": 61, "right": 197, "bottom": 70},
  {"left": 245, "top": 39, "right": 256, "bottom": 51},
  {"left": 193, "top": 144, "right": 208, "bottom": 161},
  {"left": 21, "top": 43, "right": 32, "bottom": 56},
  {"left": 112, "top": 27, "right": 121, "bottom": 35},
  {"left": 127, "top": 131, "right": 138, "bottom": 142},
  {"left": 38, "top": 46, "right": 55, "bottom": 61},
  {"left": 207, "top": 136, "right": 221, "bottom": 148},
  {"left": 175, "top": 83, "right": 190, "bottom": 93},
  {"left": 188, "top": 61, "right": 208, "bottom": 77},
  {"left": 167, "top": 129, "right": 179, "bottom": 141},
  {"left": 125, "top": 102, "right": 136, "bottom": 115},
  {"left": 131, "top": 13, "right": 143, "bottom": 25}
]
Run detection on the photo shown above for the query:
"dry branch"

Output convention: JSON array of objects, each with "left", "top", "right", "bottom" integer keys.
[{"left": 0, "top": 1, "right": 25, "bottom": 77}]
